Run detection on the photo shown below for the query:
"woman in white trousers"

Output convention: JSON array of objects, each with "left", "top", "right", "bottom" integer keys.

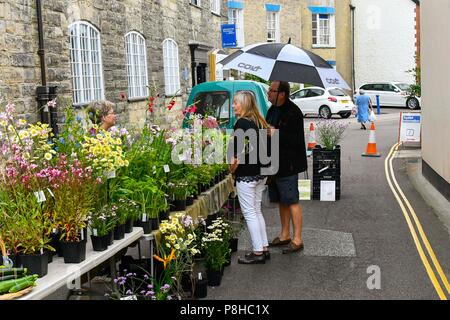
[{"left": 230, "top": 91, "right": 270, "bottom": 264}]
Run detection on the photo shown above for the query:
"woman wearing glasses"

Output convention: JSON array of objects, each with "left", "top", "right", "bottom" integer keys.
[{"left": 229, "top": 91, "right": 270, "bottom": 264}]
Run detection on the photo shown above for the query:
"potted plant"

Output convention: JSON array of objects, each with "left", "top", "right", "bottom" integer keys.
[
  {"left": 313, "top": 120, "right": 348, "bottom": 201},
  {"left": 88, "top": 204, "right": 117, "bottom": 251},
  {"left": 168, "top": 180, "right": 188, "bottom": 212}
]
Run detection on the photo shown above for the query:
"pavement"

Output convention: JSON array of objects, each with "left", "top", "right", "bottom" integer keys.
[{"left": 48, "top": 109, "right": 450, "bottom": 300}]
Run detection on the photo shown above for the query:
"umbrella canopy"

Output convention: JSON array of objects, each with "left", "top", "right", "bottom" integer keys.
[{"left": 219, "top": 42, "right": 350, "bottom": 90}]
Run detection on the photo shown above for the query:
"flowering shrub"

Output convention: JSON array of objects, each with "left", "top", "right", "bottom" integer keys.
[
  {"left": 202, "top": 217, "right": 231, "bottom": 272},
  {"left": 88, "top": 204, "right": 118, "bottom": 237}
]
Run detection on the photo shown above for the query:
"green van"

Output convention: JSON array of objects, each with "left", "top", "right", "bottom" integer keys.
[{"left": 184, "top": 80, "right": 271, "bottom": 129}]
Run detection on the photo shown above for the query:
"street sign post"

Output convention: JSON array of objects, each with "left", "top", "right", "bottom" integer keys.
[{"left": 221, "top": 24, "right": 237, "bottom": 48}]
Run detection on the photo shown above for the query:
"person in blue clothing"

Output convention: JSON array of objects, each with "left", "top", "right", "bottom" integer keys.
[{"left": 355, "top": 89, "right": 373, "bottom": 130}]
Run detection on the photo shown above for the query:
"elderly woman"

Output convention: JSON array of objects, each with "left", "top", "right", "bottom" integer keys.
[
  {"left": 87, "top": 100, "right": 117, "bottom": 131},
  {"left": 355, "top": 89, "right": 373, "bottom": 130}
]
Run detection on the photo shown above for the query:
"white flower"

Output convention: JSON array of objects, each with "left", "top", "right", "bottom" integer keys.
[{"left": 44, "top": 152, "right": 52, "bottom": 161}]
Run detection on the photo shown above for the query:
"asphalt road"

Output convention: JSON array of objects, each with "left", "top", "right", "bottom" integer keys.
[{"left": 207, "top": 108, "right": 450, "bottom": 300}]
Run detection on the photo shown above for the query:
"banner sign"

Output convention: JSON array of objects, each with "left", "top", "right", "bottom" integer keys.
[
  {"left": 399, "top": 112, "right": 421, "bottom": 143},
  {"left": 221, "top": 24, "right": 237, "bottom": 48}
]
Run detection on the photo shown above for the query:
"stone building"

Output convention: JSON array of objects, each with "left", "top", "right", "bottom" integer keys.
[
  {"left": 0, "top": 0, "right": 227, "bottom": 129},
  {"left": 226, "top": 0, "right": 353, "bottom": 89}
]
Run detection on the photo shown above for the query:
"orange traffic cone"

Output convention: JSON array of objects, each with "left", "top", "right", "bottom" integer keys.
[
  {"left": 362, "top": 122, "right": 381, "bottom": 157},
  {"left": 307, "top": 123, "right": 316, "bottom": 150}
]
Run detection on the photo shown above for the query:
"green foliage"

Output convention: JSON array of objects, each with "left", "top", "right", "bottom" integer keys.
[{"left": 244, "top": 73, "right": 271, "bottom": 85}]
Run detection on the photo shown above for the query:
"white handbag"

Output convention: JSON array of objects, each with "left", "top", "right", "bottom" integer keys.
[{"left": 369, "top": 110, "right": 377, "bottom": 122}]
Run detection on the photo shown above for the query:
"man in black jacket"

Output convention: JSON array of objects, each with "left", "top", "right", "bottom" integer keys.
[{"left": 266, "top": 81, "right": 308, "bottom": 254}]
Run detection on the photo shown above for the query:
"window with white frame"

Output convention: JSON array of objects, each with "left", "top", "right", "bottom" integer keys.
[
  {"left": 266, "top": 11, "right": 280, "bottom": 42},
  {"left": 69, "top": 21, "right": 104, "bottom": 106},
  {"left": 190, "top": 0, "right": 201, "bottom": 7},
  {"left": 228, "top": 8, "right": 245, "bottom": 48},
  {"left": 312, "top": 13, "right": 335, "bottom": 47},
  {"left": 125, "top": 32, "right": 149, "bottom": 99},
  {"left": 210, "top": 0, "right": 220, "bottom": 15},
  {"left": 162, "top": 39, "right": 181, "bottom": 96}
]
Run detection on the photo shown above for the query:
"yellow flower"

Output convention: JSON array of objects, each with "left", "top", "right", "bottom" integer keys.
[
  {"left": 44, "top": 152, "right": 52, "bottom": 161},
  {"left": 19, "top": 130, "right": 30, "bottom": 139}
]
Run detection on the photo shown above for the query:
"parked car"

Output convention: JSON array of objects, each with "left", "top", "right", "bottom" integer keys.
[
  {"left": 357, "top": 82, "right": 421, "bottom": 110},
  {"left": 184, "top": 80, "right": 271, "bottom": 129},
  {"left": 290, "top": 86, "right": 354, "bottom": 119}
]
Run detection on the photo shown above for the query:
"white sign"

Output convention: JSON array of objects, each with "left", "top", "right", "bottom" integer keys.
[
  {"left": 320, "top": 181, "right": 336, "bottom": 202},
  {"left": 399, "top": 112, "right": 421, "bottom": 143},
  {"left": 298, "top": 180, "right": 311, "bottom": 200}
]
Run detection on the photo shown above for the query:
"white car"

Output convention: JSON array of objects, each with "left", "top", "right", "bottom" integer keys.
[
  {"left": 290, "top": 87, "right": 354, "bottom": 119},
  {"left": 358, "top": 82, "right": 421, "bottom": 110}
]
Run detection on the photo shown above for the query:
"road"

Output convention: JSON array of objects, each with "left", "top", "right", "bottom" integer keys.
[{"left": 207, "top": 107, "right": 450, "bottom": 300}]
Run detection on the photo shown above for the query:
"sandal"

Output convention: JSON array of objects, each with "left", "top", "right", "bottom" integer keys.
[{"left": 269, "top": 236, "right": 291, "bottom": 247}]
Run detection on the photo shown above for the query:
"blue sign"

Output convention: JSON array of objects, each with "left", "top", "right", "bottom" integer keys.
[
  {"left": 221, "top": 24, "right": 237, "bottom": 48},
  {"left": 403, "top": 115, "right": 421, "bottom": 123}
]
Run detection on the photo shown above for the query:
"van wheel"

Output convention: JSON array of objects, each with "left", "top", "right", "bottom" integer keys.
[
  {"left": 319, "top": 106, "right": 332, "bottom": 119},
  {"left": 406, "top": 97, "right": 420, "bottom": 110}
]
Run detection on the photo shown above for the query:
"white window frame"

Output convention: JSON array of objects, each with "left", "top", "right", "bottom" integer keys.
[
  {"left": 312, "top": 13, "right": 336, "bottom": 48},
  {"left": 162, "top": 39, "right": 181, "bottom": 96},
  {"left": 266, "top": 11, "right": 280, "bottom": 43},
  {"left": 69, "top": 21, "right": 105, "bottom": 106},
  {"left": 228, "top": 8, "right": 245, "bottom": 48},
  {"left": 125, "top": 31, "right": 149, "bottom": 99},
  {"left": 210, "top": 0, "right": 220, "bottom": 15}
]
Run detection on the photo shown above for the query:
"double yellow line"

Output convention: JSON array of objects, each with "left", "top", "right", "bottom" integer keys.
[{"left": 385, "top": 143, "right": 450, "bottom": 300}]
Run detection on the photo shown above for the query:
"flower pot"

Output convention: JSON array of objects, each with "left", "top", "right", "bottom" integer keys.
[
  {"left": 133, "top": 219, "right": 140, "bottom": 227},
  {"left": 181, "top": 272, "right": 193, "bottom": 293},
  {"left": 159, "top": 210, "right": 170, "bottom": 222},
  {"left": 91, "top": 235, "right": 109, "bottom": 252},
  {"left": 19, "top": 252, "right": 48, "bottom": 277},
  {"left": 61, "top": 240, "right": 86, "bottom": 264},
  {"left": 49, "top": 230, "right": 62, "bottom": 257},
  {"left": 8, "top": 254, "right": 21, "bottom": 268},
  {"left": 107, "top": 230, "right": 114, "bottom": 246},
  {"left": 194, "top": 278, "right": 208, "bottom": 299},
  {"left": 44, "top": 248, "right": 53, "bottom": 264},
  {"left": 114, "top": 223, "right": 125, "bottom": 240},
  {"left": 206, "top": 270, "right": 222, "bottom": 287},
  {"left": 150, "top": 218, "right": 159, "bottom": 231},
  {"left": 229, "top": 238, "right": 238, "bottom": 253},
  {"left": 139, "top": 219, "right": 152, "bottom": 234},
  {"left": 125, "top": 219, "right": 134, "bottom": 233},
  {"left": 170, "top": 199, "right": 186, "bottom": 212},
  {"left": 186, "top": 196, "right": 194, "bottom": 206}
]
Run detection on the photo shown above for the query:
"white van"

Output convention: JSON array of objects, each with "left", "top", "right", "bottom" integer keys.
[{"left": 358, "top": 82, "right": 421, "bottom": 110}]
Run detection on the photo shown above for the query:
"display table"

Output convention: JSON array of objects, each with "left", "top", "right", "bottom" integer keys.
[
  {"left": 172, "top": 174, "right": 235, "bottom": 221},
  {"left": 19, "top": 227, "right": 144, "bottom": 300}
]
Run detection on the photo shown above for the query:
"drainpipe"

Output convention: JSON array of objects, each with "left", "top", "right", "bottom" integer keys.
[
  {"left": 35, "top": 0, "right": 58, "bottom": 134},
  {"left": 349, "top": 4, "right": 356, "bottom": 94},
  {"left": 190, "top": 44, "right": 198, "bottom": 87}
]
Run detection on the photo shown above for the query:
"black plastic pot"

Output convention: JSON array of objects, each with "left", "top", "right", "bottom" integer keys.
[
  {"left": 49, "top": 230, "right": 62, "bottom": 257},
  {"left": 150, "top": 218, "right": 159, "bottom": 231},
  {"left": 20, "top": 252, "right": 48, "bottom": 277},
  {"left": 229, "top": 238, "right": 238, "bottom": 253},
  {"left": 107, "top": 230, "right": 114, "bottom": 246},
  {"left": 206, "top": 270, "right": 222, "bottom": 287},
  {"left": 194, "top": 278, "right": 208, "bottom": 299},
  {"left": 139, "top": 219, "right": 152, "bottom": 234},
  {"left": 181, "top": 272, "right": 193, "bottom": 293},
  {"left": 125, "top": 219, "right": 134, "bottom": 233},
  {"left": 44, "top": 248, "right": 53, "bottom": 263},
  {"left": 7, "top": 254, "right": 21, "bottom": 268},
  {"left": 159, "top": 210, "right": 170, "bottom": 222},
  {"left": 91, "top": 234, "right": 109, "bottom": 252},
  {"left": 186, "top": 196, "right": 194, "bottom": 206},
  {"left": 170, "top": 199, "right": 186, "bottom": 212},
  {"left": 60, "top": 240, "right": 86, "bottom": 264},
  {"left": 114, "top": 223, "right": 125, "bottom": 240}
]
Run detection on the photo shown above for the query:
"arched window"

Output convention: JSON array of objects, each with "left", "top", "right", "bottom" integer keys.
[
  {"left": 162, "top": 39, "right": 181, "bottom": 96},
  {"left": 125, "top": 31, "right": 149, "bottom": 99},
  {"left": 69, "top": 21, "right": 104, "bottom": 106}
]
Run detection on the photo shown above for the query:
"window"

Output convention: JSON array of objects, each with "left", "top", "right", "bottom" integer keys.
[
  {"left": 329, "top": 88, "right": 346, "bottom": 96},
  {"left": 383, "top": 84, "right": 397, "bottom": 92},
  {"left": 190, "top": 0, "right": 201, "bottom": 7},
  {"left": 372, "top": 84, "right": 384, "bottom": 91},
  {"left": 228, "top": 8, "right": 245, "bottom": 48},
  {"left": 307, "top": 89, "right": 324, "bottom": 97},
  {"left": 125, "top": 32, "right": 149, "bottom": 99},
  {"left": 292, "top": 89, "right": 308, "bottom": 99},
  {"left": 312, "top": 14, "right": 335, "bottom": 47},
  {"left": 361, "top": 84, "right": 373, "bottom": 91},
  {"left": 69, "top": 21, "right": 104, "bottom": 106},
  {"left": 162, "top": 39, "right": 181, "bottom": 96},
  {"left": 266, "top": 11, "right": 280, "bottom": 43},
  {"left": 210, "top": 0, "right": 220, "bottom": 15},
  {"left": 194, "top": 91, "right": 230, "bottom": 126}
]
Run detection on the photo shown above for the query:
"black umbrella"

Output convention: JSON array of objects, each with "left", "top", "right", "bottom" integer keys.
[{"left": 219, "top": 42, "right": 350, "bottom": 90}]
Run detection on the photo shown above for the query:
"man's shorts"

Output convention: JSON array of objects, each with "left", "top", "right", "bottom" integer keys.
[{"left": 268, "top": 174, "right": 299, "bottom": 205}]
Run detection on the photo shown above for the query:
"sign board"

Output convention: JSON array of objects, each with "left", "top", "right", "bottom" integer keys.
[
  {"left": 399, "top": 112, "right": 421, "bottom": 143},
  {"left": 221, "top": 24, "right": 237, "bottom": 48},
  {"left": 320, "top": 180, "right": 336, "bottom": 202},
  {"left": 298, "top": 180, "right": 311, "bottom": 200}
]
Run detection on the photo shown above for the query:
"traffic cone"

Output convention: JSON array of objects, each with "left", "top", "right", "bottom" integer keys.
[
  {"left": 362, "top": 122, "right": 381, "bottom": 157},
  {"left": 307, "top": 123, "right": 316, "bottom": 150}
]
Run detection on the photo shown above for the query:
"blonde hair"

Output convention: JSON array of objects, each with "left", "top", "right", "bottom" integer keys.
[
  {"left": 87, "top": 100, "right": 115, "bottom": 125},
  {"left": 234, "top": 91, "right": 269, "bottom": 129}
]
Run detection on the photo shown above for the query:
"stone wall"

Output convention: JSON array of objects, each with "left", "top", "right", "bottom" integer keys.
[{"left": 0, "top": 0, "right": 226, "bottom": 129}]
